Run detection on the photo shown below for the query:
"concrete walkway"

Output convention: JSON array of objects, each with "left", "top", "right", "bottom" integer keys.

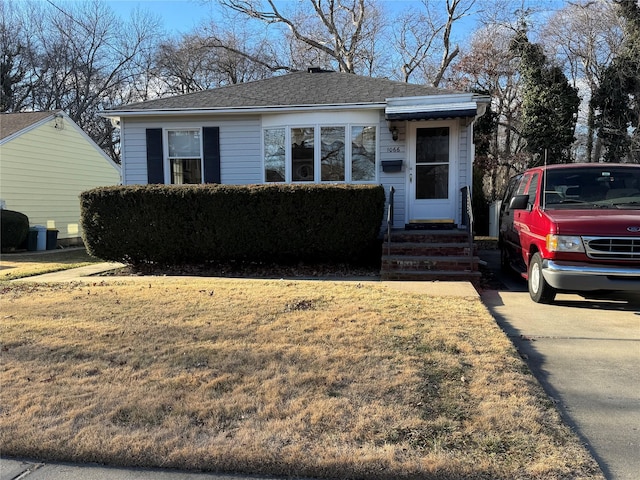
[{"left": 10, "top": 262, "right": 480, "bottom": 299}]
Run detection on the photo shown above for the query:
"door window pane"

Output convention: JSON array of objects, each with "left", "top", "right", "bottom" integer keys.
[
  {"left": 352, "top": 126, "right": 376, "bottom": 181},
  {"left": 264, "top": 128, "right": 286, "bottom": 182},
  {"left": 416, "top": 127, "right": 449, "bottom": 163},
  {"left": 416, "top": 165, "right": 449, "bottom": 199},
  {"left": 415, "top": 127, "right": 448, "bottom": 199},
  {"left": 291, "top": 127, "right": 315, "bottom": 182},
  {"left": 171, "top": 158, "right": 202, "bottom": 184},
  {"left": 321, "top": 126, "right": 345, "bottom": 181}
]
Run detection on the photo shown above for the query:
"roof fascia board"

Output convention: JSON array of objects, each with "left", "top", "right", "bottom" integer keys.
[
  {"left": 386, "top": 93, "right": 475, "bottom": 107},
  {"left": 101, "top": 102, "right": 386, "bottom": 119}
]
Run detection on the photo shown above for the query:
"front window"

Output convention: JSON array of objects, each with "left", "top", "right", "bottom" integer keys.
[
  {"left": 321, "top": 126, "right": 345, "bottom": 181},
  {"left": 264, "top": 128, "right": 285, "bottom": 182},
  {"left": 292, "top": 127, "right": 315, "bottom": 182},
  {"left": 167, "top": 129, "right": 202, "bottom": 184},
  {"left": 351, "top": 126, "right": 376, "bottom": 181},
  {"left": 264, "top": 125, "right": 377, "bottom": 183}
]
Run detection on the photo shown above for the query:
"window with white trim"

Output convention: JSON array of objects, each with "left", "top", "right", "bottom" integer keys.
[
  {"left": 167, "top": 129, "right": 202, "bottom": 184},
  {"left": 264, "top": 125, "right": 376, "bottom": 183}
]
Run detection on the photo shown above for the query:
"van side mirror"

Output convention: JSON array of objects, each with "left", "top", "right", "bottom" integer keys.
[{"left": 509, "top": 194, "right": 530, "bottom": 210}]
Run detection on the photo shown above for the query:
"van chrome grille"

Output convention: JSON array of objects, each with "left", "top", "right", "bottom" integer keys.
[{"left": 583, "top": 236, "right": 640, "bottom": 260}]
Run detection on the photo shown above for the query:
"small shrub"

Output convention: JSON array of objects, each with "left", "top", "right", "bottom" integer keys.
[
  {"left": 81, "top": 184, "right": 385, "bottom": 266},
  {"left": 1, "top": 210, "right": 29, "bottom": 252}
]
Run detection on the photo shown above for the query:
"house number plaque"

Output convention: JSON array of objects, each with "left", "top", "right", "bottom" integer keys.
[{"left": 386, "top": 146, "right": 404, "bottom": 153}]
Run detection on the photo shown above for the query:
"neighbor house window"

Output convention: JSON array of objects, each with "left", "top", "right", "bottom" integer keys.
[
  {"left": 264, "top": 125, "right": 376, "bottom": 183},
  {"left": 167, "top": 129, "right": 202, "bottom": 184}
]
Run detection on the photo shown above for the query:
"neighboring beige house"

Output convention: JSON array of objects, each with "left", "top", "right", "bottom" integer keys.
[{"left": 0, "top": 111, "right": 121, "bottom": 246}]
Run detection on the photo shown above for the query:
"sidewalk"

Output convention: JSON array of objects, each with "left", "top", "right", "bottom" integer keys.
[{"left": 0, "top": 457, "right": 309, "bottom": 480}]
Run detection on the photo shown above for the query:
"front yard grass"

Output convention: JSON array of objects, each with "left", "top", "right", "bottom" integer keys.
[
  {"left": 0, "top": 248, "right": 102, "bottom": 281},
  {"left": 0, "top": 279, "right": 602, "bottom": 479}
]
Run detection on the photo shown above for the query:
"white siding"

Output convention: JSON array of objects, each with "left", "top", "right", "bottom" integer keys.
[
  {"left": 378, "top": 113, "right": 407, "bottom": 229},
  {"left": 0, "top": 117, "right": 120, "bottom": 240},
  {"left": 119, "top": 110, "right": 475, "bottom": 231},
  {"left": 121, "top": 116, "right": 262, "bottom": 185},
  {"left": 456, "top": 122, "right": 472, "bottom": 226}
]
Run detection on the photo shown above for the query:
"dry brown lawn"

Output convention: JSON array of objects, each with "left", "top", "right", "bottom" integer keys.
[
  {"left": 0, "top": 278, "right": 602, "bottom": 479},
  {"left": 0, "top": 249, "right": 101, "bottom": 281}
]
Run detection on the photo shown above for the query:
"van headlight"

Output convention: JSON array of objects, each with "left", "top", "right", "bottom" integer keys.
[{"left": 546, "top": 235, "right": 585, "bottom": 252}]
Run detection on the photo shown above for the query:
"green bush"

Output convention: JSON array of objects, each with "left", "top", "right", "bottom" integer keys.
[
  {"left": 81, "top": 184, "right": 385, "bottom": 266},
  {"left": 1, "top": 210, "right": 29, "bottom": 252}
]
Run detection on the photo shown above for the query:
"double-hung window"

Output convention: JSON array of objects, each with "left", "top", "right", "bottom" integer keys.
[
  {"left": 167, "top": 129, "right": 202, "bottom": 184},
  {"left": 264, "top": 124, "right": 376, "bottom": 183}
]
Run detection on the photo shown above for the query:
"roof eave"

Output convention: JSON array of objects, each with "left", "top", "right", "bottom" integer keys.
[{"left": 101, "top": 102, "right": 386, "bottom": 119}]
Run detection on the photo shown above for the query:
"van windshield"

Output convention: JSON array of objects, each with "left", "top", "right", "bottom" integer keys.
[{"left": 543, "top": 166, "right": 640, "bottom": 209}]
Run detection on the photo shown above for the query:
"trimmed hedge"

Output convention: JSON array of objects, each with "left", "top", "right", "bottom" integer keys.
[
  {"left": 80, "top": 184, "right": 385, "bottom": 266},
  {"left": 1, "top": 210, "right": 29, "bottom": 252}
]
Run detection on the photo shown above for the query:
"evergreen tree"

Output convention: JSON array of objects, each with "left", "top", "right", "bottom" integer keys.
[
  {"left": 510, "top": 31, "right": 580, "bottom": 165},
  {"left": 592, "top": 0, "right": 640, "bottom": 163}
]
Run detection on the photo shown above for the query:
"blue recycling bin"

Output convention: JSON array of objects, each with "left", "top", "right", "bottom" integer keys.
[{"left": 34, "top": 225, "right": 47, "bottom": 251}]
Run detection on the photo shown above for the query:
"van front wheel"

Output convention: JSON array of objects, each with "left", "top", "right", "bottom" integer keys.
[{"left": 528, "top": 253, "right": 557, "bottom": 303}]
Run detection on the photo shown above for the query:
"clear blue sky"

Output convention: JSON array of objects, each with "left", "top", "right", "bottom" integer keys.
[{"left": 108, "top": 0, "right": 214, "bottom": 34}]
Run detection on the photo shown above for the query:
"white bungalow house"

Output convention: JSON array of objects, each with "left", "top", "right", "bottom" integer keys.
[
  {"left": 104, "top": 70, "right": 489, "bottom": 280},
  {"left": 0, "top": 111, "right": 121, "bottom": 246}
]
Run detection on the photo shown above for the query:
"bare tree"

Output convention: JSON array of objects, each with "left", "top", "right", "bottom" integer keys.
[
  {"left": 218, "top": 0, "right": 380, "bottom": 74},
  {"left": 392, "top": 0, "right": 476, "bottom": 86},
  {"left": 542, "top": 0, "right": 624, "bottom": 162},
  {"left": 0, "top": 1, "right": 37, "bottom": 112},
  {"left": 432, "top": 0, "right": 475, "bottom": 87},
  {"left": 155, "top": 27, "right": 278, "bottom": 95},
  {"left": 392, "top": 5, "right": 445, "bottom": 83},
  {"left": 4, "top": 0, "right": 162, "bottom": 160},
  {"left": 451, "top": 24, "right": 527, "bottom": 200}
]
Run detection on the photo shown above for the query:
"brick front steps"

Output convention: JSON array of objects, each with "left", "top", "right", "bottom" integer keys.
[{"left": 380, "top": 229, "right": 481, "bottom": 284}]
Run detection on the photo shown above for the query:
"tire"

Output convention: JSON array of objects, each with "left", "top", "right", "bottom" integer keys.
[{"left": 528, "top": 252, "right": 556, "bottom": 303}]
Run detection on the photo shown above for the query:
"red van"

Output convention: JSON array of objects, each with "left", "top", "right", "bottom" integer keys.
[{"left": 499, "top": 163, "right": 640, "bottom": 303}]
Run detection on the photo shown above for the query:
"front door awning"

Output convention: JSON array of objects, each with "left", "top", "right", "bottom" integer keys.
[{"left": 385, "top": 101, "right": 478, "bottom": 121}]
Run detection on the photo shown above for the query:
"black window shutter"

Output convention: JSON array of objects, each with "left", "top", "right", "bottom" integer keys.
[
  {"left": 146, "top": 128, "right": 164, "bottom": 184},
  {"left": 203, "top": 127, "right": 221, "bottom": 184}
]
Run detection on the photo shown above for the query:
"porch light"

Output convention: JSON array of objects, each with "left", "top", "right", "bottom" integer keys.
[{"left": 389, "top": 125, "right": 398, "bottom": 141}]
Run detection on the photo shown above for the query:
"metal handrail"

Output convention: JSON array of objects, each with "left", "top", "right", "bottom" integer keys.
[
  {"left": 387, "top": 186, "right": 395, "bottom": 255},
  {"left": 461, "top": 186, "right": 474, "bottom": 271}
]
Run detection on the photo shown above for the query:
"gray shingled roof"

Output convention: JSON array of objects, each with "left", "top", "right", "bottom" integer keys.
[
  {"left": 0, "top": 111, "right": 56, "bottom": 140},
  {"left": 113, "top": 70, "right": 460, "bottom": 112}
]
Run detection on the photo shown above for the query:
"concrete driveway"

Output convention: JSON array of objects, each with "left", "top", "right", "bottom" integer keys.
[{"left": 479, "top": 250, "right": 640, "bottom": 480}]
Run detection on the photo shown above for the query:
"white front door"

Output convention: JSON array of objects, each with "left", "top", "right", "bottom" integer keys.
[{"left": 407, "top": 121, "right": 457, "bottom": 222}]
